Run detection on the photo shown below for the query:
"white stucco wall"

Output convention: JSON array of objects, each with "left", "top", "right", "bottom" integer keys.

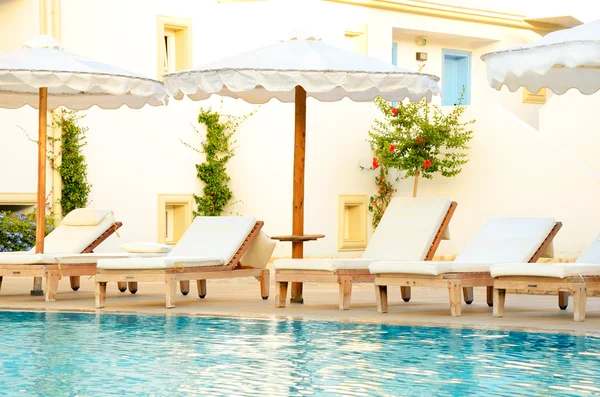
[
  {"left": 2, "top": 0, "right": 598, "bottom": 258},
  {"left": 0, "top": 0, "right": 43, "bottom": 197}
]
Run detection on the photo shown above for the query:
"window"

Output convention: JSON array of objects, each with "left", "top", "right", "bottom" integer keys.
[
  {"left": 338, "top": 195, "right": 368, "bottom": 251},
  {"left": 344, "top": 25, "right": 368, "bottom": 55},
  {"left": 442, "top": 49, "right": 471, "bottom": 106},
  {"left": 157, "top": 194, "right": 194, "bottom": 245},
  {"left": 157, "top": 16, "right": 192, "bottom": 79},
  {"left": 163, "top": 30, "right": 176, "bottom": 74},
  {"left": 0, "top": 193, "right": 36, "bottom": 213}
]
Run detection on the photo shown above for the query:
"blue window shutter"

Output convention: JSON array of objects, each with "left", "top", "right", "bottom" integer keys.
[
  {"left": 391, "top": 43, "right": 398, "bottom": 107},
  {"left": 442, "top": 49, "right": 471, "bottom": 106}
]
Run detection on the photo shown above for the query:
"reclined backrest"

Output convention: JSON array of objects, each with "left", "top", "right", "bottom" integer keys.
[
  {"left": 576, "top": 233, "right": 600, "bottom": 264},
  {"left": 32, "top": 208, "right": 116, "bottom": 254},
  {"left": 169, "top": 216, "right": 257, "bottom": 264},
  {"left": 456, "top": 218, "right": 556, "bottom": 263},
  {"left": 363, "top": 197, "right": 452, "bottom": 261}
]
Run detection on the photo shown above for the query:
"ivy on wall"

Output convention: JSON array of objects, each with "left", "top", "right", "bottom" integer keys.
[
  {"left": 182, "top": 106, "right": 253, "bottom": 216},
  {"left": 52, "top": 111, "right": 92, "bottom": 215}
]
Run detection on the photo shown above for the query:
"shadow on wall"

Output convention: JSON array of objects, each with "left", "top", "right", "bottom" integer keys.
[{"left": 406, "top": 104, "right": 600, "bottom": 259}]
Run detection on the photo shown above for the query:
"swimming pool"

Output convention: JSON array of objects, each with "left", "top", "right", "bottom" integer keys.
[{"left": 0, "top": 311, "right": 598, "bottom": 396}]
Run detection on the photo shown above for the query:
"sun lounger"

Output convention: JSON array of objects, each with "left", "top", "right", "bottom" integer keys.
[
  {"left": 491, "top": 233, "right": 600, "bottom": 321},
  {"left": 94, "top": 216, "right": 276, "bottom": 309},
  {"left": 274, "top": 197, "right": 457, "bottom": 310},
  {"left": 369, "top": 218, "right": 562, "bottom": 316},
  {"left": 0, "top": 208, "right": 122, "bottom": 299}
]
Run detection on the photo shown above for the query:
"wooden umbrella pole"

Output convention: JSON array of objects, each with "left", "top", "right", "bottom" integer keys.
[
  {"left": 32, "top": 87, "right": 48, "bottom": 296},
  {"left": 290, "top": 85, "right": 307, "bottom": 304}
]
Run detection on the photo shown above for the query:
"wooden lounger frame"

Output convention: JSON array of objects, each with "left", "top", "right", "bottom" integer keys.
[
  {"left": 0, "top": 222, "right": 123, "bottom": 302},
  {"left": 94, "top": 221, "right": 269, "bottom": 309},
  {"left": 493, "top": 276, "right": 600, "bottom": 322},
  {"left": 275, "top": 202, "right": 458, "bottom": 310},
  {"left": 374, "top": 221, "right": 563, "bottom": 317}
]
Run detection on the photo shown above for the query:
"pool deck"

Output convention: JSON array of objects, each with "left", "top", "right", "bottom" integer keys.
[{"left": 1, "top": 271, "right": 599, "bottom": 335}]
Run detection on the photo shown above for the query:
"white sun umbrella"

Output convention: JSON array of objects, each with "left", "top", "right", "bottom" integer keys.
[
  {"left": 0, "top": 35, "right": 167, "bottom": 256},
  {"left": 164, "top": 38, "right": 439, "bottom": 299},
  {"left": 481, "top": 19, "right": 600, "bottom": 94}
]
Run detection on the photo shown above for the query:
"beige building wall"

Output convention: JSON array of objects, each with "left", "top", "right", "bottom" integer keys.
[
  {"left": 1, "top": 0, "right": 598, "bottom": 259},
  {"left": 0, "top": 0, "right": 44, "bottom": 200}
]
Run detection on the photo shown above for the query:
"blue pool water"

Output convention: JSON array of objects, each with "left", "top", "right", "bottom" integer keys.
[{"left": 0, "top": 312, "right": 599, "bottom": 396}]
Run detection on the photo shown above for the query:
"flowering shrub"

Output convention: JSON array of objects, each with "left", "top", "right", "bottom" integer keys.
[
  {"left": 368, "top": 89, "right": 474, "bottom": 197},
  {"left": 0, "top": 211, "right": 55, "bottom": 252},
  {"left": 362, "top": 88, "right": 474, "bottom": 228},
  {"left": 369, "top": 165, "right": 396, "bottom": 229}
]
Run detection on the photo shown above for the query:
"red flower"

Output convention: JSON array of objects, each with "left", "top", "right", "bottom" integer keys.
[
  {"left": 389, "top": 144, "right": 395, "bottom": 153},
  {"left": 417, "top": 137, "right": 422, "bottom": 144},
  {"left": 372, "top": 157, "right": 379, "bottom": 169},
  {"left": 391, "top": 108, "right": 398, "bottom": 116},
  {"left": 423, "top": 159, "right": 432, "bottom": 169}
]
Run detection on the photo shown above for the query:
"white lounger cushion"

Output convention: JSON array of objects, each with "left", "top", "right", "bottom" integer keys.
[
  {"left": 491, "top": 233, "right": 600, "bottom": 279},
  {"left": 575, "top": 233, "right": 600, "bottom": 264},
  {"left": 119, "top": 242, "right": 173, "bottom": 254},
  {"left": 97, "top": 256, "right": 223, "bottom": 270},
  {"left": 491, "top": 263, "right": 600, "bottom": 278},
  {"left": 98, "top": 216, "right": 256, "bottom": 270},
  {"left": 0, "top": 253, "right": 166, "bottom": 266},
  {"left": 370, "top": 218, "right": 557, "bottom": 275},
  {"left": 274, "top": 197, "right": 451, "bottom": 271},
  {"left": 168, "top": 216, "right": 255, "bottom": 261},
  {"left": 370, "top": 261, "right": 494, "bottom": 275},
  {"left": 61, "top": 208, "right": 112, "bottom": 226},
  {"left": 52, "top": 253, "right": 167, "bottom": 265},
  {"left": 0, "top": 253, "right": 59, "bottom": 265},
  {"left": 362, "top": 197, "right": 451, "bottom": 260},
  {"left": 275, "top": 258, "right": 373, "bottom": 271},
  {"left": 34, "top": 210, "right": 117, "bottom": 253}
]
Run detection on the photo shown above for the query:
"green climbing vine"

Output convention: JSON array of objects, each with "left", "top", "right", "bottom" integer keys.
[
  {"left": 52, "top": 111, "right": 92, "bottom": 215},
  {"left": 181, "top": 106, "right": 253, "bottom": 216}
]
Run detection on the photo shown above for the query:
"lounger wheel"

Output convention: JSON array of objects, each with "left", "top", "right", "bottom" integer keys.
[
  {"left": 128, "top": 282, "right": 138, "bottom": 294},
  {"left": 559, "top": 291, "right": 569, "bottom": 310},
  {"left": 487, "top": 303, "right": 493, "bottom": 307},
  {"left": 463, "top": 287, "right": 474, "bottom": 305},
  {"left": 400, "top": 286, "right": 411, "bottom": 303},
  {"left": 262, "top": 296, "right": 269, "bottom": 300},
  {"left": 197, "top": 280, "right": 207, "bottom": 299},
  {"left": 69, "top": 276, "right": 81, "bottom": 292},
  {"left": 180, "top": 281, "right": 190, "bottom": 296},
  {"left": 118, "top": 287, "right": 127, "bottom": 292}
]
